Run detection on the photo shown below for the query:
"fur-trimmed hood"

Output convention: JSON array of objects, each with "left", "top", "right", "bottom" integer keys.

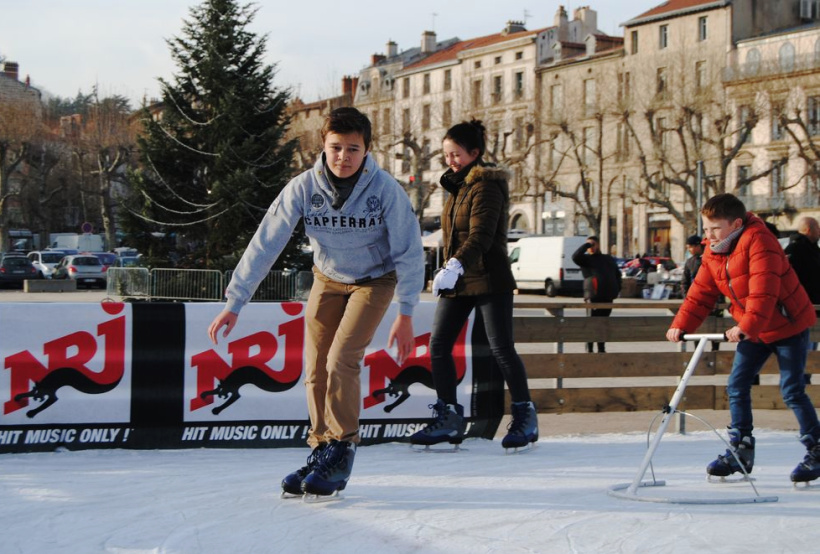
[{"left": 440, "top": 162, "right": 510, "bottom": 196}]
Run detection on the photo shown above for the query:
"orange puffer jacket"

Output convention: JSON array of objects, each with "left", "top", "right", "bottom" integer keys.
[{"left": 671, "top": 214, "right": 816, "bottom": 343}]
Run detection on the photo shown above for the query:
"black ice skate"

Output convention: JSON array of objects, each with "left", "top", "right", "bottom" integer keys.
[
  {"left": 502, "top": 401, "right": 539, "bottom": 453},
  {"left": 706, "top": 428, "right": 755, "bottom": 482},
  {"left": 281, "top": 443, "right": 327, "bottom": 498},
  {"left": 790, "top": 434, "right": 820, "bottom": 486},
  {"left": 301, "top": 440, "right": 356, "bottom": 500},
  {"left": 409, "top": 399, "right": 465, "bottom": 452}
]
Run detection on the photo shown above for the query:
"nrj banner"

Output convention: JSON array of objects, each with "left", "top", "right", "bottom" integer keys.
[{"left": 0, "top": 302, "right": 503, "bottom": 453}]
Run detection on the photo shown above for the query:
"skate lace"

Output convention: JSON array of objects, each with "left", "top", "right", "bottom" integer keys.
[
  {"left": 298, "top": 444, "right": 326, "bottom": 477},
  {"left": 313, "top": 441, "right": 348, "bottom": 478},
  {"left": 424, "top": 401, "right": 449, "bottom": 431},
  {"left": 506, "top": 402, "right": 530, "bottom": 436}
]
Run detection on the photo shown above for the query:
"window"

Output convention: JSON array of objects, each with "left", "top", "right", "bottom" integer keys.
[
  {"left": 371, "top": 111, "right": 378, "bottom": 135},
  {"left": 809, "top": 162, "right": 820, "bottom": 195},
  {"left": 382, "top": 108, "right": 391, "bottom": 135},
  {"left": 494, "top": 56, "right": 502, "bottom": 65},
  {"left": 698, "top": 16, "right": 708, "bottom": 41},
  {"left": 493, "top": 75, "right": 503, "bottom": 104},
  {"left": 617, "top": 72, "right": 631, "bottom": 104},
  {"left": 631, "top": 30, "right": 638, "bottom": 54},
  {"left": 442, "top": 100, "right": 452, "bottom": 128},
  {"left": 746, "top": 48, "right": 761, "bottom": 76},
  {"left": 583, "top": 79, "right": 596, "bottom": 116},
  {"left": 738, "top": 104, "right": 754, "bottom": 143},
  {"left": 473, "top": 79, "right": 483, "bottom": 108},
  {"left": 737, "top": 165, "right": 751, "bottom": 197},
  {"left": 695, "top": 61, "right": 706, "bottom": 90},
  {"left": 550, "top": 83, "right": 563, "bottom": 119},
  {"left": 514, "top": 71, "right": 524, "bottom": 99},
  {"left": 771, "top": 101, "right": 785, "bottom": 141},
  {"left": 656, "top": 67, "right": 668, "bottom": 97},
  {"left": 809, "top": 96, "right": 820, "bottom": 136},
  {"left": 771, "top": 162, "right": 787, "bottom": 196},
  {"left": 657, "top": 117, "right": 668, "bottom": 150},
  {"left": 616, "top": 122, "right": 630, "bottom": 161},
  {"left": 443, "top": 69, "right": 452, "bottom": 91},
  {"left": 401, "top": 146, "right": 411, "bottom": 173},
  {"left": 422, "top": 138, "right": 431, "bottom": 171},
  {"left": 659, "top": 25, "right": 668, "bottom": 49},
  {"left": 422, "top": 104, "right": 431, "bottom": 130},
  {"left": 513, "top": 116, "right": 525, "bottom": 151},
  {"left": 402, "top": 77, "right": 410, "bottom": 99},
  {"left": 515, "top": 51, "right": 523, "bottom": 60},
  {"left": 423, "top": 73, "right": 431, "bottom": 95},
  {"left": 549, "top": 132, "right": 561, "bottom": 170},
  {"left": 780, "top": 42, "right": 796, "bottom": 72},
  {"left": 474, "top": 60, "right": 482, "bottom": 69},
  {"left": 402, "top": 108, "right": 411, "bottom": 134},
  {"left": 582, "top": 127, "right": 594, "bottom": 165}
]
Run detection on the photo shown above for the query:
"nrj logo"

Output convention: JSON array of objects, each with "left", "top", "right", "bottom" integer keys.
[
  {"left": 190, "top": 303, "right": 305, "bottom": 415},
  {"left": 4, "top": 303, "right": 127, "bottom": 418},
  {"left": 364, "top": 322, "right": 468, "bottom": 413}
]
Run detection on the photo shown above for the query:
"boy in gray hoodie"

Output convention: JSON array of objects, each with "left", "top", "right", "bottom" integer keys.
[{"left": 208, "top": 107, "right": 424, "bottom": 497}]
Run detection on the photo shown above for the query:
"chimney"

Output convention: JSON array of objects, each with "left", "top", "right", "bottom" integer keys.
[
  {"left": 371, "top": 53, "right": 386, "bottom": 65},
  {"left": 386, "top": 40, "right": 398, "bottom": 58},
  {"left": 555, "top": 6, "right": 569, "bottom": 41},
  {"left": 574, "top": 6, "right": 597, "bottom": 37},
  {"left": 2, "top": 61, "right": 20, "bottom": 81},
  {"left": 342, "top": 76, "right": 352, "bottom": 96},
  {"left": 421, "top": 30, "right": 436, "bottom": 53},
  {"left": 351, "top": 76, "right": 359, "bottom": 100},
  {"left": 503, "top": 20, "right": 526, "bottom": 35}
]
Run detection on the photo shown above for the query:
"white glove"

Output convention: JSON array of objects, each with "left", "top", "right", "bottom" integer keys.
[{"left": 432, "top": 258, "right": 464, "bottom": 296}]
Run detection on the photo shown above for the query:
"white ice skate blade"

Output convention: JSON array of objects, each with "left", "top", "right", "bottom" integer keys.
[
  {"left": 410, "top": 443, "right": 465, "bottom": 453},
  {"left": 504, "top": 442, "right": 537, "bottom": 455},
  {"left": 706, "top": 474, "right": 756, "bottom": 484},
  {"left": 280, "top": 491, "right": 304, "bottom": 500},
  {"left": 302, "top": 490, "right": 343, "bottom": 503},
  {"left": 792, "top": 481, "right": 820, "bottom": 490}
]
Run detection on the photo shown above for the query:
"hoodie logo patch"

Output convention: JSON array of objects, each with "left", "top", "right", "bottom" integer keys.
[
  {"left": 311, "top": 194, "right": 325, "bottom": 210},
  {"left": 365, "top": 196, "right": 381, "bottom": 214}
]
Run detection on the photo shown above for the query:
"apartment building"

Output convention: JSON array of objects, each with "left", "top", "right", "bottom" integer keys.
[{"left": 286, "top": 0, "right": 820, "bottom": 261}]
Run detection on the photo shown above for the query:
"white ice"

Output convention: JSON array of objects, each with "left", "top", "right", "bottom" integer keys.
[{"left": 1, "top": 428, "right": 818, "bottom": 554}]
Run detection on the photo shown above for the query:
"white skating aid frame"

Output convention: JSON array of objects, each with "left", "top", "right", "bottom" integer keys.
[{"left": 608, "top": 334, "right": 779, "bottom": 504}]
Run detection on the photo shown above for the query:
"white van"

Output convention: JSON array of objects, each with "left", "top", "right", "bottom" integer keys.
[{"left": 508, "top": 236, "right": 588, "bottom": 296}]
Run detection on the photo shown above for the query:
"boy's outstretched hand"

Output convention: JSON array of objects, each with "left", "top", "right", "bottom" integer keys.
[{"left": 208, "top": 310, "right": 238, "bottom": 345}]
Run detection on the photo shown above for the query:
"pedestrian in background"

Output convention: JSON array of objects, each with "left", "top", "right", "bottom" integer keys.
[{"left": 572, "top": 236, "right": 621, "bottom": 353}]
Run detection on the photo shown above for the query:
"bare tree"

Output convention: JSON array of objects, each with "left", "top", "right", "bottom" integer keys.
[{"left": 0, "top": 101, "right": 40, "bottom": 251}]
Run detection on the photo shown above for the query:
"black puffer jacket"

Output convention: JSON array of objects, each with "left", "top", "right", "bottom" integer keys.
[
  {"left": 439, "top": 162, "right": 517, "bottom": 296},
  {"left": 571, "top": 242, "right": 622, "bottom": 302}
]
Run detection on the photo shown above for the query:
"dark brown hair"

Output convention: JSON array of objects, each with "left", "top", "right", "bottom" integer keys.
[
  {"left": 321, "top": 107, "right": 372, "bottom": 150},
  {"left": 443, "top": 119, "right": 486, "bottom": 158}
]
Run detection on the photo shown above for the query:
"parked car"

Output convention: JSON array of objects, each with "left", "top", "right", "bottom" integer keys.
[
  {"left": 89, "top": 252, "right": 117, "bottom": 269},
  {"left": 0, "top": 253, "right": 40, "bottom": 288},
  {"left": 52, "top": 254, "right": 107, "bottom": 288},
  {"left": 27, "top": 250, "right": 66, "bottom": 279},
  {"left": 112, "top": 255, "right": 144, "bottom": 268}
]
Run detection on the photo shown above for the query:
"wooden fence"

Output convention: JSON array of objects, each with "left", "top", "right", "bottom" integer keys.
[{"left": 508, "top": 301, "right": 820, "bottom": 416}]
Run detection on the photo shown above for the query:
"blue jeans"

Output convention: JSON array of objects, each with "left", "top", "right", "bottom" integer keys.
[
  {"left": 727, "top": 328, "right": 820, "bottom": 437},
  {"left": 430, "top": 293, "right": 531, "bottom": 405}
]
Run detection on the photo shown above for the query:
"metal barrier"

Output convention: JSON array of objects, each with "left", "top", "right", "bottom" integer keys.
[
  {"left": 106, "top": 268, "right": 313, "bottom": 302},
  {"left": 151, "top": 268, "right": 224, "bottom": 301},
  {"left": 106, "top": 267, "right": 151, "bottom": 299},
  {"left": 224, "top": 270, "right": 313, "bottom": 301}
]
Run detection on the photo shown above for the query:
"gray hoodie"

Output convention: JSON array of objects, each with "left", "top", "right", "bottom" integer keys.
[{"left": 225, "top": 153, "right": 424, "bottom": 316}]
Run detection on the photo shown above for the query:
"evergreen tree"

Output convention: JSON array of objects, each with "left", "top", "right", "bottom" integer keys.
[{"left": 122, "top": 0, "right": 298, "bottom": 270}]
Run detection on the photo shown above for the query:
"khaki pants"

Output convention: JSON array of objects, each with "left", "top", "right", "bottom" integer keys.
[{"left": 303, "top": 268, "right": 396, "bottom": 447}]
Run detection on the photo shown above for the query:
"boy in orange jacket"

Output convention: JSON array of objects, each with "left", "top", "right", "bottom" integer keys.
[{"left": 667, "top": 194, "right": 819, "bottom": 483}]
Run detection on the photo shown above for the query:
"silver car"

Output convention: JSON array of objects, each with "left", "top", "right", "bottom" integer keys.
[{"left": 52, "top": 254, "right": 107, "bottom": 288}]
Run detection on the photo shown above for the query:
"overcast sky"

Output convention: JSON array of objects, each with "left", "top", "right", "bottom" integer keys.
[{"left": 1, "top": 0, "right": 661, "bottom": 107}]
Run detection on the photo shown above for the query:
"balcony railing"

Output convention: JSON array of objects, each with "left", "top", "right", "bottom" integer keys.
[
  {"left": 736, "top": 192, "right": 820, "bottom": 211},
  {"left": 723, "top": 53, "right": 820, "bottom": 82}
]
